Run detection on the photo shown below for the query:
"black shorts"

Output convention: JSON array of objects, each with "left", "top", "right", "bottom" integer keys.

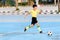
[{"left": 31, "top": 17, "right": 38, "bottom": 25}]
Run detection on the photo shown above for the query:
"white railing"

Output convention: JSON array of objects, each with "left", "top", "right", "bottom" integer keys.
[{"left": 0, "top": 10, "right": 60, "bottom": 15}]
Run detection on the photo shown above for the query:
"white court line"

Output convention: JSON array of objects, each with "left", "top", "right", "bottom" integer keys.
[
  {"left": 0, "top": 32, "right": 59, "bottom": 37},
  {"left": 0, "top": 32, "right": 47, "bottom": 37}
]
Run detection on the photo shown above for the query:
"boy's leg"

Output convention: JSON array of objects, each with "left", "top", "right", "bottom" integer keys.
[
  {"left": 24, "top": 24, "right": 34, "bottom": 32},
  {"left": 36, "top": 23, "right": 43, "bottom": 33}
]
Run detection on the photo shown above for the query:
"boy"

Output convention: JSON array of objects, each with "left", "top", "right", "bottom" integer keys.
[{"left": 24, "top": 4, "right": 43, "bottom": 33}]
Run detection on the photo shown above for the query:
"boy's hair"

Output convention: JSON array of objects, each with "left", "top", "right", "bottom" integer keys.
[{"left": 33, "top": 5, "right": 37, "bottom": 8}]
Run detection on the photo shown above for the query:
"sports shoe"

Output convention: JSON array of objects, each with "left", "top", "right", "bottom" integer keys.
[
  {"left": 40, "top": 31, "right": 43, "bottom": 33},
  {"left": 24, "top": 28, "right": 27, "bottom": 32}
]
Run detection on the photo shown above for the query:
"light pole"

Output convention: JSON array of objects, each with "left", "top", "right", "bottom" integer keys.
[
  {"left": 35, "top": 0, "right": 39, "bottom": 5},
  {"left": 58, "top": 0, "right": 60, "bottom": 12},
  {"left": 15, "top": 0, "right": 19, "bottom": 10},
  {"left": 28, "top": 0, "right": 31, "bottom": 5},
  {"left": 54, "top": 0, "right": 56, "bottom": 5},
  {"left": 2, "top": 0, "right": 6, "bottom": 7}
]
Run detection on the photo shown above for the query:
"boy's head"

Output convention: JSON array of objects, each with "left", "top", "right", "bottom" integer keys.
[{"left": 33, "top": 5, "right": 37, "bottom": 10}]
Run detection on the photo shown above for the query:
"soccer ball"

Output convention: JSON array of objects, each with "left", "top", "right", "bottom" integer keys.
[{"left": 48, "top": 31, "right": 52, "bottom": 36}]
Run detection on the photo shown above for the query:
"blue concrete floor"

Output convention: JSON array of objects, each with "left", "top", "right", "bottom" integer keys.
[{"left": 0, "top": 15, "right": 60, "bottom": 40}]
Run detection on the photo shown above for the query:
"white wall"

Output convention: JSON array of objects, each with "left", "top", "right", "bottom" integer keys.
[
  {"left": 21, "top": 0, "right": 28, "bottom": 2},
  {"left": 18, "top": 0, "right": 21, "bottom": 3},
  {"left": 18, "top": 0, "right": 28, "bottom": 3}
]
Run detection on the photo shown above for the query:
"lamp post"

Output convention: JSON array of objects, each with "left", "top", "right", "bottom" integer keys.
[
  {"left": 35, "top": 0, "right": 39, "bottom": 5},
  {"left": 58, "top": 0, "right": 60, "bottom": 12},
  {"left": 2, "top": 0, "right": 6, "bottom": 7},
  {"left": 54, "top": 0, "right": 56, "bottom": 5},
  {"left": 15, "top": 0, "right": 19, "bottom": 10}
]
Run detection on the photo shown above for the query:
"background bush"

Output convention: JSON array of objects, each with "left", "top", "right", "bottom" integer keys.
[{"left": 18, "top": 2, "right": 28, "bottom": 6}]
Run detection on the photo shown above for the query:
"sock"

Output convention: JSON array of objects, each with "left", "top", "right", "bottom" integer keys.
[
  {"left": 26, "top": 25, "right": 32, "bottom": 30},
  {"left": 37, "top": 26, "right": 42, "bottom": 32}
]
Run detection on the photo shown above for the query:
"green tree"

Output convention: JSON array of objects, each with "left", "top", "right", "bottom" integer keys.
[
  {"left": 0, "top": 0, "right": 2, "bottom": 7},
  {"left": 6, "top": 0, "right": 11, "bottom": 6},
  {"left": 5, "top": 0, "right": 15, "bottom": 6}
]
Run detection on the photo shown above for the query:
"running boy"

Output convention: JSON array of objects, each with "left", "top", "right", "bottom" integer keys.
[{"left": 24, "top": 4, "right": 43, "bottom": 33}]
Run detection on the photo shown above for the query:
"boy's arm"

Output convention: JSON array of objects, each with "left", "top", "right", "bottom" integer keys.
[
  {"left": 39, "top": 10, "right": 42, "bottom": 14},
  {"left": 24, "top": 11, "right": 30, "bottom": 18}
]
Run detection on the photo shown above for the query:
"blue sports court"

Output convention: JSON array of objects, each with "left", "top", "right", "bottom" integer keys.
[{"left": 0, "top": 14, "right": 60, "bottom": 40}]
